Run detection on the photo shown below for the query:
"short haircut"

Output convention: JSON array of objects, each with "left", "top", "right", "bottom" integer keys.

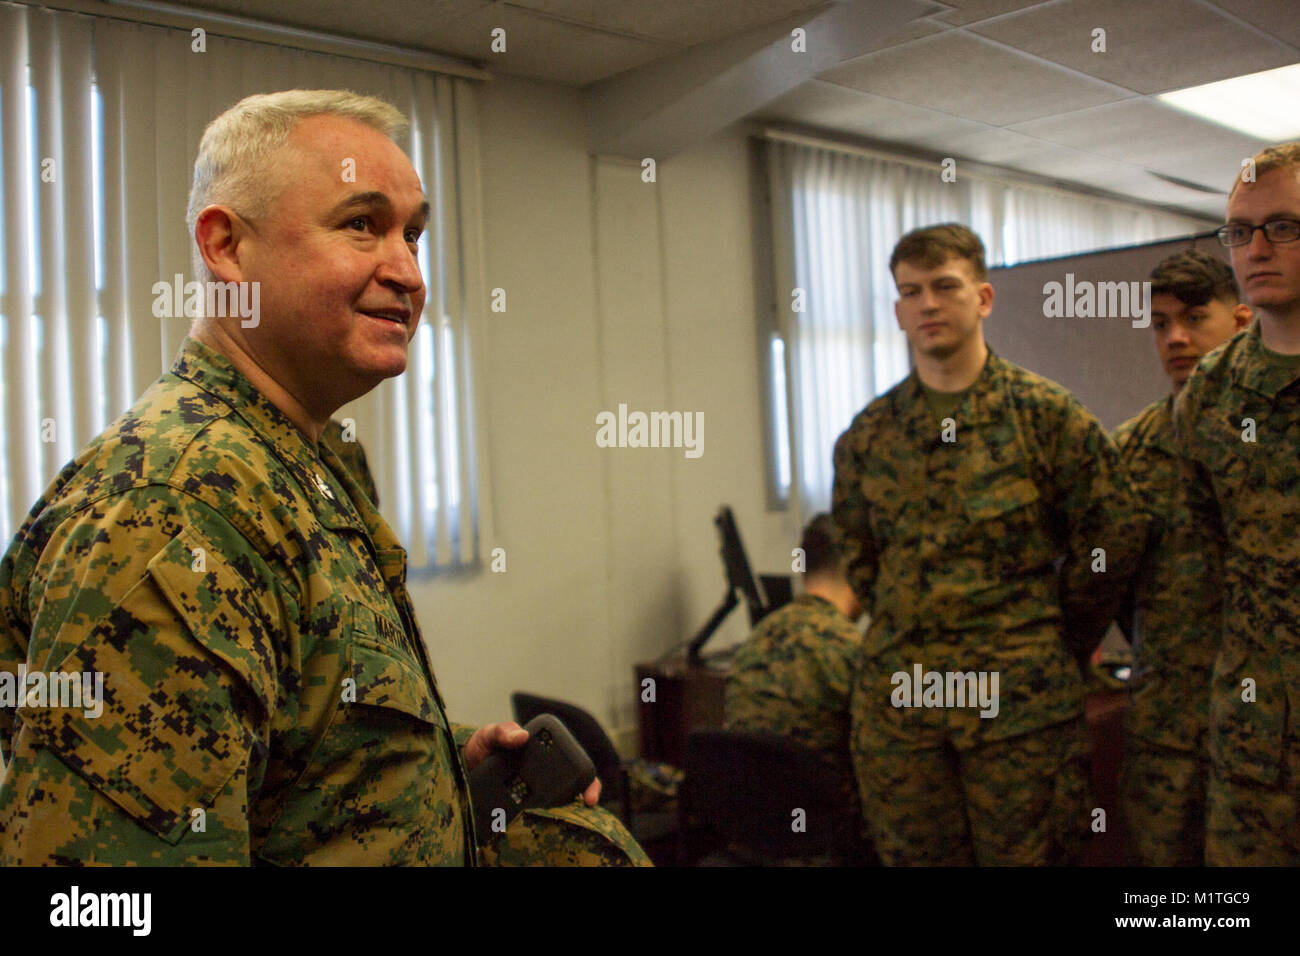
[
  {"left": 801, "top": 513, "right": 847, "bottom": 578},
  {"left": 1229, "top": 141, "right": 1300, "bottom": 197},
  {"left": 186, "top": 89, "right": 409, "bottom": 282},
  {"left": 1150, "top": 249, "right": 1240, "bottom": 307},
  {"left": 890, "top": 223, "right": 988, "bottom": 282}
]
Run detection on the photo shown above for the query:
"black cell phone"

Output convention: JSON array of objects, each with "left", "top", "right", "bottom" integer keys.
[{"left": 468, "top": 713, "right": 597, "bottom": 845}]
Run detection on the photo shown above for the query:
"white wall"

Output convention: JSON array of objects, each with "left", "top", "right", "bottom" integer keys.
[{"left": 411, "top": 75, "right": 800, "bottom": 745}]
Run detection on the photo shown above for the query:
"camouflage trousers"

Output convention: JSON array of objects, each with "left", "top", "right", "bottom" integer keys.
[
  {"left": 1206, "top": 736, "right": 1300, "bottom": 866},
  {"left": 854, "top": 719, "right": 1089, "bottom": 866},
  {"left": 480, "top": 801, "right": 653, "bottom": 867},
  {"left": 1121, "top": 735, "right": 1207, "bottom": 866}
]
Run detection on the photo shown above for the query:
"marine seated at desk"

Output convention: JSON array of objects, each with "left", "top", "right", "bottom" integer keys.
[{"left": 723, "top": 513, "right": 863, "bottom": 812}]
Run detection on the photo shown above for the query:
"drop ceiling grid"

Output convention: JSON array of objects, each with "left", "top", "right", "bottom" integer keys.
[
  {"left": 820, "top": 30, "right": 1139, "bottom": 127},
  {"left": 786, "top": 0, "right": 1298, "bottom": 218},
  {"left": 504, "top": 0, "right": 831, "bottom": 48},
  {"left": 968, "top": 0, "right": 1297, "bottom": 93}
]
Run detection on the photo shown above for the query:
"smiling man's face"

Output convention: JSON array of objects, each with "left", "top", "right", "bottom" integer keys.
[
  {"left": 1227, "top": 167, "right": 1300, "bottom": 323},
  {"left": 237, "top": 113, "right": 429, "bottom": 418}
]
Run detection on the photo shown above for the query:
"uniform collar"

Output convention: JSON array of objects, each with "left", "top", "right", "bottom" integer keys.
[
  {"left": 794, "top": 591, "right": 851, "bottom": 622},
  {"left": 1230, "top": 319, "right": 1300, "bottom": 399},
  {"left": 899, "top": 346, "right": 1007, "bottom": 426},
  {"left": 170, "top": 337, "right": 366, "bottom": 533},
  {"left": 1150, "top": 395, "right": 1176, "bottom": 456}
]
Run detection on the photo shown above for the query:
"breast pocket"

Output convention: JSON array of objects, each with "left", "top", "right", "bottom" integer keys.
[
  {"left": 323, "top": 603, "right": 446, "bottom": 742},
  {"left": 957, "top": 426, "right": 1041, "bottom": 523},
  {"left": 347, "top": 631, "right": 444, "bottom": 726},
  {"left": 957, "top": 452, "right": 1046, "bottom": 569},
  {"left": 259, "top": 602, "right": 459, "bottom": 863},
  {"left": 859, "top": 472, "right": 908, "bottom": 546},
  {"left": 963, "top": 474, "right": 1040, "bottom": 524}
]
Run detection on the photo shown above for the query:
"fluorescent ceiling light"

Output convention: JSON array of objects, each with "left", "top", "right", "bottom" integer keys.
[{"left": 1158, "top": 62, "right": 1300, "bottom": 141}]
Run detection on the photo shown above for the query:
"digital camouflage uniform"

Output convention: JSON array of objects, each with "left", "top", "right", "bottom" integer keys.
[
  {"left": 832, "top": 348, "right": 1147, "bottom": 866},
  {"left": 724, "top": 593, "right": 863, "bottom": 815},
  {"left": 325, "top": 420, "right": 650, "bottom": 868},
  {"left": 480, "top": 801, "right": 652, "bottom": 867},
  {"left": 0, "top": 338, "right": 475, "bottom": 865},
  {"left": 1113, "top": 397, "right": 1214, "bottom": 866},
  {"left": 321, "top": 419, "right": 379, "bottom": 508},
  {"left": 1173, "top": 320, "right": 1300, "bottom": 865}
]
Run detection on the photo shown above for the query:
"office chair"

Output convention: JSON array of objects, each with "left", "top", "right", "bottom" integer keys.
[{"left": 680, "top": 729, "right": 875, "bottom": 866}]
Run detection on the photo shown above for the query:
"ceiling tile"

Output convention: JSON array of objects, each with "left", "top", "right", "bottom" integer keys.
[
  {"left": 878, "top": 17, "right": 952, "bottom": 47},
  {"left": 1147, "top": 149, "right": 1259, "bottom": 198},
  {"left": 507, "top": 0, "right": 828, "bottom": 46},
  {"left": 424, "top": 4, "right": 674, "bottom": 84},
  {"left": 925, "top": 127, "right": 1093, "bottom": 170},
  {"left": 1089, "top": 170, "right": 1225, "bottom": 219},
  {"left": 1008, "top": 98, "right": 1271, "bottom": 166},
  {"left": 753, "top": 80, "right": 988, "bottom": 144},
  {"left": 936, "top": 0, "right": 1053, "bottom": 27},
  {"left": 186, "top": 0, "right": 486, "bottom": 52},
  {"left": 1020, "top": 151, "right": 1146, "bottom": 186},
  {"left": 971, "top": 0, "right": 1296, "bottom": 94},
  {"left": 821, "top": 31, "right": 1132, "bottom": 126},
  {"left": 1208, "top": 0, "right": 1300, "bottom": 49}
]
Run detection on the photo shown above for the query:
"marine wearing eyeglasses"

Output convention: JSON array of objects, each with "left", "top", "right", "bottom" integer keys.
[
  {"left": 1174, "top": 141, "right": 1300, "bottom": 865},
  {"left": 1216, "top": 217, "right": 1300, "bottom": 249}
]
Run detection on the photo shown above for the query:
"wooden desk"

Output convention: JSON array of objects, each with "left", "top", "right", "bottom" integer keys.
[{"left": 635, "top": 654, "right": 729, "bottom": 768}]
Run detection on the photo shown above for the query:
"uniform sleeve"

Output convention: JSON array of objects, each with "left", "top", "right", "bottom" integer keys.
[
  {"left": 1049, "top": 401, "right": 1150, "bottom": 662},
  {"left": 0, "top": 488, "right": 286, "bottom": 866},
  {"left": 1171, "top": 386, "right": 1225, "bottom": 628},
  {"left": 481, "top": 801, "right": 652, "bottom": 867},
  {"left": 0, "top": 545, "right": 30, "bottom": 765},
  {"left": 451, "top": 722, "right": 478, "bottom": 770},
  {"left": 818, "top": 622, "right": 863, "bottom": 710},
  {"left": 831, "top": 427, "right": 879, "bottom": 614},
  {"left": 1108, "top": 424, "right": 1141, "bottom": 643}
]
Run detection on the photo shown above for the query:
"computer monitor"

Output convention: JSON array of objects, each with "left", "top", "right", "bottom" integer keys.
[
  {"left": 687, "top": 506, "right": 774, "bottom": 663},
  {"left": 716, "top": 505, "right": 768, "bottom": 627}
]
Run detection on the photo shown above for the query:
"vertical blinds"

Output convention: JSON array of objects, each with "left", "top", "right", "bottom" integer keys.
[
  {"left": 765, "top": 136, "right": 1214, "bottom": 521},
  {"left": 0, "top": 1, "right": 490, "bottom": 570}
]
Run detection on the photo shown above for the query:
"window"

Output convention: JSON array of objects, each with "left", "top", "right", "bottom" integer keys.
[
  {"left": 763, "top": 135, "right": 1212, "bottom": 513},
  {"left": 0, "top": 4, "right": 488, "bottom": 570}
]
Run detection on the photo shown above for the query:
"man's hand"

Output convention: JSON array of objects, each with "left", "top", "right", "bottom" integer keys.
[{"left": 464, "top": 721, "right": 602, "bottom": 807}]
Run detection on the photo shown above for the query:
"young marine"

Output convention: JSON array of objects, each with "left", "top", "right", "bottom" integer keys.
[
  {"left": 1114, "top": 250, "right": 1250, "bottom": 866},
  {"left": 1174, "top": 142, "right": 1300, "bottom": 865},
  {"left": 832, "top": 223, "right": 1148, "bottom": 865}
]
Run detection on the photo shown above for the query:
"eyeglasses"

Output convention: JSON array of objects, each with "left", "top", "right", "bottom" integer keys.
[{"left": 1217, "top": 219, "right": 1300, "bottom": 247}]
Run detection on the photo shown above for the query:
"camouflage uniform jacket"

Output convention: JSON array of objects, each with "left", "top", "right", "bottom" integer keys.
[
  {"left": 0, "top": 338, "right": 475, "bottom": 865},
  {"left": 321, "top": 418, "right": 380, "bottom": 508},
  {"left": 1114, "top": 397, "right": 1215, "bottom": 752},
  {"left": 322, "top": 422, "right": 653, "bottom": 867},
  {"left": 725, "top": 594, "right": 861, "bottom": 759},
  {"left": 1173, "top": 320, "right": 1300, "bottom": 787},
  {"left": 832, "top": 348, "right": 1147, "bottom": 747}
]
